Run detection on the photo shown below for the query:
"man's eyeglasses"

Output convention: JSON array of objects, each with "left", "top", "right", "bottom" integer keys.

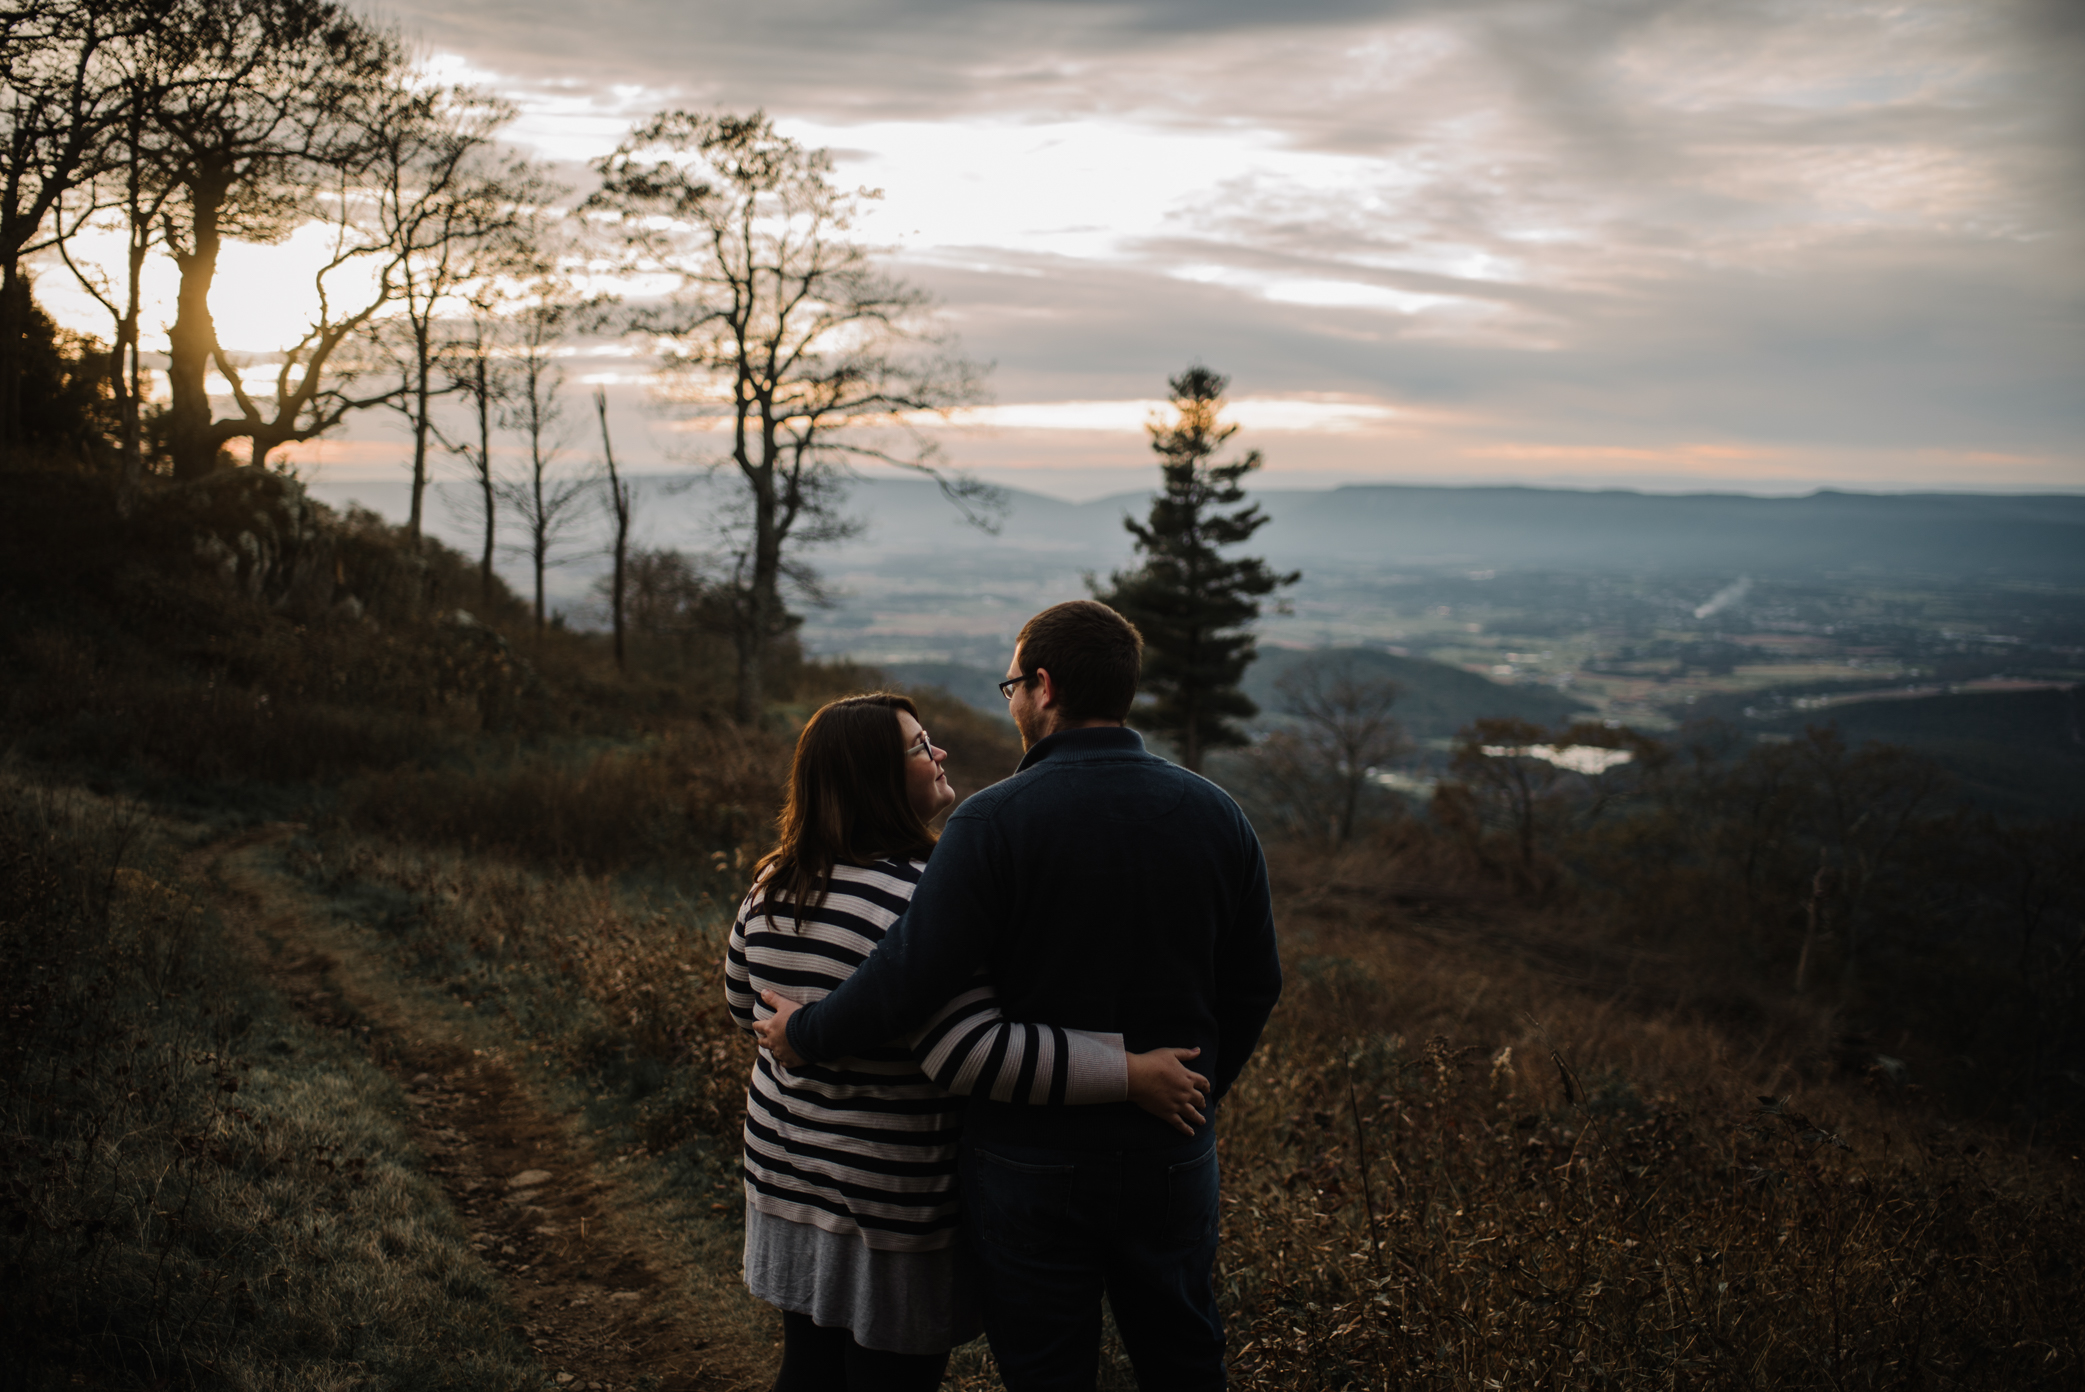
[
  {"left": 997, "top": 672, "right": 1039, "bottom": 700},
  {"left": 905, "top": 730, "right": 935, "bottom": 760}
]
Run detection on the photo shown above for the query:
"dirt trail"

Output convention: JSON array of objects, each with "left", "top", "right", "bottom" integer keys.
[{"left": 187, "top": 825, "right": 773, "bottom": 1392}]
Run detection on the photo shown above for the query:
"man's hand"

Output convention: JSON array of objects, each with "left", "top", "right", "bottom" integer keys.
[
  {"left": 755, "top": 990, "right": 807, "bottom": 1067},
  {"left": 1126, "top": 1046, "right": 1209, "bottom": 1136}
]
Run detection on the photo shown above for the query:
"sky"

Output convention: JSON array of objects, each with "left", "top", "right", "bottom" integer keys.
[{"left": 43, "top": 0, "right": 2085, "bottom": 499}]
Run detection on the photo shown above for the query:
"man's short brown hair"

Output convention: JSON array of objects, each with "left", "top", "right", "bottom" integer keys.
[{"left": 1016, "top": 600, "right": 1144, "bottom": 724}]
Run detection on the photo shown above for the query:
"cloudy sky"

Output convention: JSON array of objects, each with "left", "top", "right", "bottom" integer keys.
[{"left": 59, "top": 0, "right": 2085, "bottom": 498}]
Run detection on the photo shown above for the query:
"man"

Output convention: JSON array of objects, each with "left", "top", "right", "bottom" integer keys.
[{"left": 754, "top": 599, "right": 1282, "bottom": 1390}]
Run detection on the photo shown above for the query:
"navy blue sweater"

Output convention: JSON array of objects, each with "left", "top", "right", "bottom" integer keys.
[{"left": 784, "top": 726, "right": 1283, "bottom": 1149}]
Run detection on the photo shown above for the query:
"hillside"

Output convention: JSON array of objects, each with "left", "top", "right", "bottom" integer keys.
[
  {"left": 1748, "top": 685, "right": 2085, "bottom": 819},
  {"left": 5, "top": 465, "right": 2083, "bottom": 1390},
  {"left": 1241, "top": 643, "right": 1589, "bottom": 742}
]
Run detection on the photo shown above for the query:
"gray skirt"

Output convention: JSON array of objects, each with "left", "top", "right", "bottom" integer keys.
[{"left": 742, "top": 1203, "right": 985, "bottom": 1356}]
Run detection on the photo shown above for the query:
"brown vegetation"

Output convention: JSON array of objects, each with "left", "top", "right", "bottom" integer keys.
[
  {"left": 1217, "top": 836, "right": 2081, "bottom": 1390},
  {"left": 2, "top": 471, "right": 2079, "bottom": 1389}
]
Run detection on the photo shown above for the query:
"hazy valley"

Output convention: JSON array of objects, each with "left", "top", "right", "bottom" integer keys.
[{"left": 311, "top": 472, "right": 2085, "bottom": 816}]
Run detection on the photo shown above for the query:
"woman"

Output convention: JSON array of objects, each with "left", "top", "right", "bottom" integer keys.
[{"left": 724, "top": 694, "right": 1206, "bottom": 1391}]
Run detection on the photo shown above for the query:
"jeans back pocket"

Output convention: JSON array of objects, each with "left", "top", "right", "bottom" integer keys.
[
  {"left": 1163, "top": 1145, "right": 1220, "bottom": 1248},
  {"left": 973, "top": 1147, "right": 1077, "bottom": 1254}
]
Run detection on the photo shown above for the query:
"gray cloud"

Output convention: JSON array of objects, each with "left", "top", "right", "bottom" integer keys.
[{"left": 353, "top": 0, "right": 2082, "bottom": 488}]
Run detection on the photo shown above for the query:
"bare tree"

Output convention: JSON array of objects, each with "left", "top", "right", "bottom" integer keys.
[
  {"left": 1245, "top": 654, "right": 1409, "bottom": 845},
  {"left": 1279, "top": 656, "right": 1410, "bottom": 845},
  {"left": 495, "top": 281, "right": 587, "bottom": 634},
  {"left": 587, "top": 110, "right": 994, "bottom": 722},
  {"left": 438, "top": 294, "right": 506, "bottom": 607},
  {"left": 594, "top": 385, "right": 632, "bottom": 671},
  {"left": 202, "top": 138, "right": 409, "bottom": 468},
  {"left": 430, "top": 201, "right": 570, "bottom": 604},
  {"left": 364, "top": 86, "right": 543, "bottom": 540}
]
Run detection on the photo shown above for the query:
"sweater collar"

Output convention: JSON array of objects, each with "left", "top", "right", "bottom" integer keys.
[{"left": 1015, "top": 724, "right": 1147, "bottom": 774}]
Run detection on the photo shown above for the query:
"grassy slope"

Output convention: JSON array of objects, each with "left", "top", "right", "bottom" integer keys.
[
  {"left": 4, "top": 472, "right": 2081, "bottom": 1389},
  {"left": 0, "top": 790, "right": 538, "bottom": 1390}
]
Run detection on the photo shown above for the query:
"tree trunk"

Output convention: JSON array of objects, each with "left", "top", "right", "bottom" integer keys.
[
  {"left": 475, "top": 356, "right": 494, "bottom": 608},
  {"left": 532, "top": 542, "right": 545, "bottom": 630},
  {"left": 596, "top": 389, "right": 628, "bottom": 672},
  {"left": 733, "top": 619, "right": 762, "bottom": 725},
  {"left": 733, "top": 445, "right": 782, "bottom": 724},
  {"left": 612, "top": 531, "right": 626, "bottom": 670},
  {"left": 168, "top": 167, "right": 232, "bottom": 480},
  {"left": 407, "top": 320, "right": 432, "bottom": 541},
  {"left": 531, "top": 453, "right": 547, "bottom": 634},
  {"left": 0, "top": 260, "right": 24, "bottom": 468},
  {"left": 116, "top": 278, "right": 144, "bottom": 504}
]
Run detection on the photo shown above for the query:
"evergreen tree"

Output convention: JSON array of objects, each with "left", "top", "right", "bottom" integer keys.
[{"left": 1094, "top": 365, "right": 1298, "bottom": 772}]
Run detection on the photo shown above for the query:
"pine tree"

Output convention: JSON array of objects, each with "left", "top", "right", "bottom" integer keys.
[{"left": 1094, "top": 366, "right": 1298, "bottom": 772}]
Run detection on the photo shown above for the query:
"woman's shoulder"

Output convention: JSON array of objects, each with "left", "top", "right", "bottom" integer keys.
[{"left": 833, "top": 855, "right": 926, "bottom": 888}]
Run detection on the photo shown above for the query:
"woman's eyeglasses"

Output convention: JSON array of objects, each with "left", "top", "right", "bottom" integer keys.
[
  {"left": 997, "top": 673, "right": 1038, "bottom": 700},
  {"left": 906, "top": 731, "right": 935, "bottom": 759}
]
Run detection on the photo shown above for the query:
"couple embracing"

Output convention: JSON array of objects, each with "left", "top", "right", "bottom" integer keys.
[{"left": 725, "top": 600, "right": 1283, "bottom": 1391}]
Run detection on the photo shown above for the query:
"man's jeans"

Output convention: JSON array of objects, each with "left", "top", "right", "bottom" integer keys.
[{"left": 959, "top": 1132, "right": 1225, "bottom": 1391}]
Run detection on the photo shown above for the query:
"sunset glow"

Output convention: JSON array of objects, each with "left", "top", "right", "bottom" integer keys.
[{"left": 34, "top": 0, "right": 2082, "bottom": 496}]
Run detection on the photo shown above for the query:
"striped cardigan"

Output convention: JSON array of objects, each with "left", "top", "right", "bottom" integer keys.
[{"left": 725, "top": 856, "right": 1126, "bottom": 1252}]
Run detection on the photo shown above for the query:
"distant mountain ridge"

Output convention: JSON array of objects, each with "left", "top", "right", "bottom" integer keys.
[
  {"left": 307, "top": 475, "right": 2085, "bottom": 598},
  {"left": 1245, "top": 486, "right": 2085, "bottom": 580}
]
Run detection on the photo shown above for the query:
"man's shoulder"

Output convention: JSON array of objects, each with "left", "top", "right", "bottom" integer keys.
[
  {"left": 945, "top": 760, "right": 1053, "bottom": 825},
  {"left": 952, "top": 745, "right": 1252, "bottom": 830}
]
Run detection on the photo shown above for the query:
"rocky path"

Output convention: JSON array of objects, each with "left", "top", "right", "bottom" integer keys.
[{"left": 188, "top": 825, "right": 772, "bottom": 1391}]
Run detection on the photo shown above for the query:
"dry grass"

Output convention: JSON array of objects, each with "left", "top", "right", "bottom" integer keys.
[
  {"left": 7, "top": 474, "right": 2077, "bottom": 1388},
  {"left": 1208, "top": 838, "right": 2083, "bottom": 1391},
  {"left": 0, "top": 784, "right": 537, "bottom": 1390},
  {"left": 274, "top": 808, "right": 2082, "bottom": 1391}
]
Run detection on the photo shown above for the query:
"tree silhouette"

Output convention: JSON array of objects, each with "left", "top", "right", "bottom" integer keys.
[
  {"left": 587, "top": 110, "right": 993, "bottom": 723},
  {"left": 1094, "top": 365, "right": 1296, "bottom": 772},
  {"left": 1273, "top": 656, "right": 1409, "bottom": 844},
  {"left": 363, "top": 84, "right": 540, "bottom": 541},
  {"left": 0, "top": 0, "right": 152, "bottom": 467},
  {"left": 146, "top": 0, "right": 400, "bottom": 478},
  {"left": 495, "top": 281, "right": 587, "bottom": 635}
]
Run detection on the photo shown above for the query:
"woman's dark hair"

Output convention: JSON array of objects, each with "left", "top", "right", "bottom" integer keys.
[
  {"left": 751, "top": 693, "right": 937, "bottom": 929},
  {"left": 1015, "top": 599, "right": 1144, "bottom": 723}
]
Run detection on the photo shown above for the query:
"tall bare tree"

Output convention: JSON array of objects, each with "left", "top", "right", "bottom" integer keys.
[
  {"left": 439, "top": 293, "right": 506, "bottom": 608},
  {"left": 495, "top": 281, "right": 587, "bottom": 634},
  {"left": 595, "top": 385, "right": 632, "bottom": 671},
  {"left": 364, "top": 85, "right": 542, "bottom": 540},
  {"left": 587, "top": 110, "right": 993, "bottom": 722}
]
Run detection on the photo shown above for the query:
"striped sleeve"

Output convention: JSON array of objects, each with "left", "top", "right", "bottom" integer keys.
[
  {"left": 910, "top": 979, "right": 1127, "bottom": 1106},
  {"left": 724, "top": 889, "right": 759, "bottom": 1033}
]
